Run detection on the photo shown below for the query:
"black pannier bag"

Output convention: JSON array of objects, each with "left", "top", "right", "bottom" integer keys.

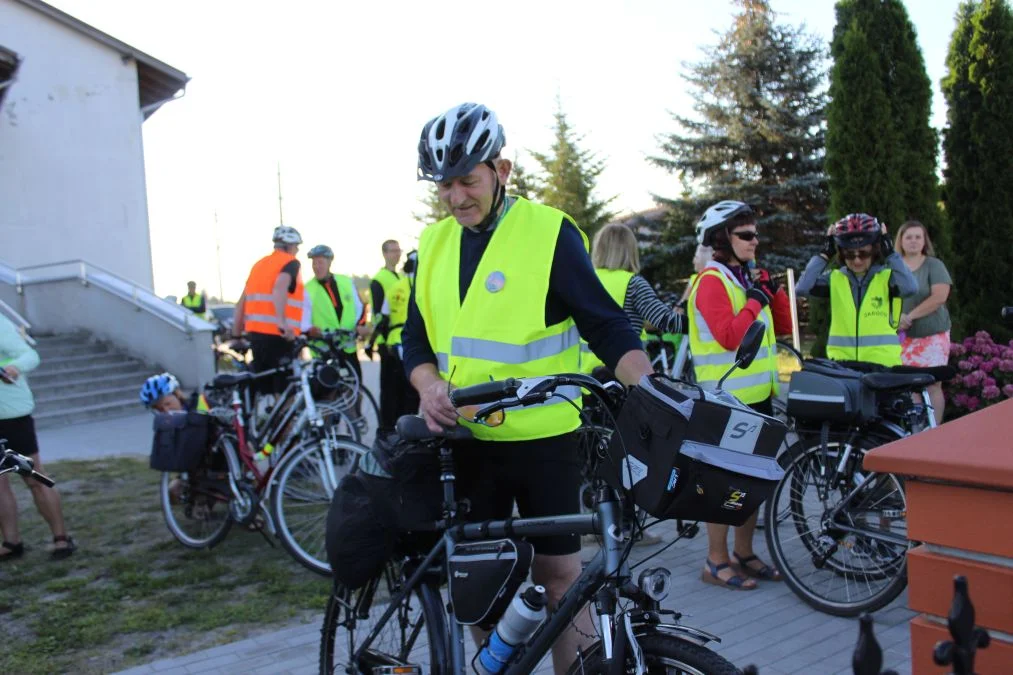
[
  {"left": 600, "top": 374, "right": 785, "bottom": 526},
  {"left": 149, "top": 411, "right": 210, "bottom": 472},
  {"left": 448, "top": 538, "right": 534, "bottom": 628},
  {"left": 326, "top": 432, "right": 445, "bottom": 589},
  {"left": 786, "top": 360, "right": 877, "bottom": 425}
]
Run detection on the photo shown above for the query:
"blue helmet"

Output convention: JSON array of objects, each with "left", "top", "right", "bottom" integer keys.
[{"left": 140, "top": 372, "right": 180, "bottom": 408}]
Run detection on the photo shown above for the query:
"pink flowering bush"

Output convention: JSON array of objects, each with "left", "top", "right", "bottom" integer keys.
[{"left": 946, "top": 331, "right": 1013, "bottom": 417}]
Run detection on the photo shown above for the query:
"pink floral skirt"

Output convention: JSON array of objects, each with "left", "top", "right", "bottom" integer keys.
[{"left": 901, "top": 330, "right": 951, "bottom": 367}]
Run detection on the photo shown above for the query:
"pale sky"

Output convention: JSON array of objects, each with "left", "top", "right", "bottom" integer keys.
[{"left": 48, "top": 0, "right": 963, "bottom": 300}]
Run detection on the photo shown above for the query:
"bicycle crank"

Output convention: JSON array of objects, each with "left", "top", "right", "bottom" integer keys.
[{"left": 228, "top": 482, "right": 260, "bottom": 526}]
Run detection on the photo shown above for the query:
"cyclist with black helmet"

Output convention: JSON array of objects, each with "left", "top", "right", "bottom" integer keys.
[
  {"left": 689, "top": 200, "right": 792, "bottom": 591},
  {"left": 797, "top": 214, "right": 917, "bottom": 367},
  {"left": 402, "top": 102, "right": 653, "bottom": 673}
]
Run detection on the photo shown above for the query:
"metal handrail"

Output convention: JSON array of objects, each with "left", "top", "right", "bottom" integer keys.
[
  {"left": 0, "top": 298, "right": 36, "bottom": 346},
  {"left": 0, "top": 258, "right": 214, "bottom": 336}
]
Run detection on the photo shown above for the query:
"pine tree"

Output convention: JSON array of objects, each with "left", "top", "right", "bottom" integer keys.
[
  {"left": 650, "top": 0, "right": 829, "bottom": 274},
  {"left": 943, "top": 0, "right": 1013, "bottom": 339},
  {"left": 507, "top": 154, "right": 537, "bottom": 200},
  {"left": 529, "top": 100, "right": 616, "bottom": 239},
  {"left": 413, "top": 184, "right": 450, "bottom": 226},
  {"left": 827, "top": 0, "right": 942, "bottom": 243}
]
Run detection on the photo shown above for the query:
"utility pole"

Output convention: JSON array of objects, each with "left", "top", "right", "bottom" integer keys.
[
  {"left": 214, "top": 210, "right": 224, "bottom": 301},
  {"left": 277, "top": 161, "right": 284, "bottom": 226}
]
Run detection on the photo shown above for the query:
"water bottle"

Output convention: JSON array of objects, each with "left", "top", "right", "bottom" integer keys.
[{"left": 474, "top": 585, "right": 548, "bottom": 674}]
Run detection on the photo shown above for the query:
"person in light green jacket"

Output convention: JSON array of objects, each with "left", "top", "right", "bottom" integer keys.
[{"left": 0, "top": 315, "right": 75, "bottom": 561}]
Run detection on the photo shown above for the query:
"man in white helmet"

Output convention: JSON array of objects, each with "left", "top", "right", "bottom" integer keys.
[
  {"left": 233, "top": 225, "right": 305, "bottom": 395},
  {"left": 403, "top": 102, "right": 654, "bottom": 673}
]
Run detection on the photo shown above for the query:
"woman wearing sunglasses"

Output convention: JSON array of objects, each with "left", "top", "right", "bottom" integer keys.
[
  {"left": 796, "top": 213, "right": 917, "bottom": 366},
  {"left": 689, "top": 201, "right": 793, "bottom": 591}
]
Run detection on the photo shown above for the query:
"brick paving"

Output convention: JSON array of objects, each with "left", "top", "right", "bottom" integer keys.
[{"left": 115, "top": 524, "right": 913, "bottom": 675}]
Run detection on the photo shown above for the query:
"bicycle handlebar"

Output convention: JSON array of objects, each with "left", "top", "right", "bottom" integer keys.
[
  {"left": 0, "top": 448, "right": 55, "bottom": 487},
  {"left": 451, "top": 373, "right": 621, "bottom": 423},
  {"left": 449, "top": 378, "right": 521, "bottom": 407}
]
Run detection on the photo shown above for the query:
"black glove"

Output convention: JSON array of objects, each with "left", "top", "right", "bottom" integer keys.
[
  {"left": 753, "top": 269, "right": 781, "bottom": 298},
  {"left": 746, "top": 287, "right": 770, "bottom": 309},
  {"left": 821, "top": 235, "right": 836, "bottom": 259},
  {"left": 879, "top": 235, "right": 894, "bottom": 259}
]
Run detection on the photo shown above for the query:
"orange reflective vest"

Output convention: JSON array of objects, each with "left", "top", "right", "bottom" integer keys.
[{"left": 242, "top": 251, "right": 305, "bottom": 336}]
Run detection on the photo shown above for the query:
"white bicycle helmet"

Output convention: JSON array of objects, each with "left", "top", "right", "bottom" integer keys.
[
  {"left": 696, "top": 201, "right": 754, "bottom": 246},
  {"left": 417, "top": 103, "right": 505, "bottom": 182},
  {"left": 273, "top": 225, "right": 303, "bottom": 245}
]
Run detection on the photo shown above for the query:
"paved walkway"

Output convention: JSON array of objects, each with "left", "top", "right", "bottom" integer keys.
[{"left": 114, "top": 527, "right": 914, "bottom": 675}]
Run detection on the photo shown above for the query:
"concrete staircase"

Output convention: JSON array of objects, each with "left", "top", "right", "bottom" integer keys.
[{"left": 29, "top": 332, "right": 156, "bottom": 428}]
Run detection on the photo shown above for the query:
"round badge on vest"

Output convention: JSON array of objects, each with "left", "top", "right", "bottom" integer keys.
[{"left": 485, "top": 271, "right": 506, "bottom": 293}]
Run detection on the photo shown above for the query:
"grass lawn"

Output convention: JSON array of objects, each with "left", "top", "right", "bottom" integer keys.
[{"left": 0, "top": 457, "right": 331, "bottom": 674}]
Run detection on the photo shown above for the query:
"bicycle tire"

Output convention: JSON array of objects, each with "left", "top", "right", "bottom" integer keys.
[
  {"left": 765, "top": 429, "right": 910, "bottom": 617},
  {"left": 566, "top": 633, "right": 739, "bottom": 674},
  {"left": 272, "top": 437, "right": 369, "bottom": 576},
  {"left": 160, "top": 449, "right": 232, "bottom": 549},
  {"left": 319, "top": 570, "right": 444, "bottom": 675}
]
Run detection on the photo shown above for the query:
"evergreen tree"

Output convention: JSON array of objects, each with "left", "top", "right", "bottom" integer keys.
[
  {"left": 412, "top": 184, "right": 450, "bottom": 226},
  {"left": 529, "top": 100, "right": 616, "bottom": 239},
  {"left": 507, "top": 153, "right": 537, "bottom": 200},
  {"left": 827, "top": 0, "right": 942, "bottom": 244},
  {"left": 650, "top": 0, "right": 829, "bottom": 274},
  {"left": 943, "top": 0, "right": 1013, "bottom": 339}
]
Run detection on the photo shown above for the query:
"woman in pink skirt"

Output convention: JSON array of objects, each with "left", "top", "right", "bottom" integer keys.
[{"left": 895, "top": 221, "right": 952, "bottom": 424}]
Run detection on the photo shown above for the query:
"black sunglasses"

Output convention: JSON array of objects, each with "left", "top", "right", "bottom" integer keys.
[
  {"left": 842, "top": 249, "right": 873, "bottom": 260},
  {"left": 731, "top": 230, "right": 759, "bottom": 242}
]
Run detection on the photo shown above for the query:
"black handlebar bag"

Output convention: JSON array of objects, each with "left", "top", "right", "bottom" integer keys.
[
  {"left": 600, "top": 374, "right": 785, "bottom": 526},
  {"left": 149, "top": 411, "right": 210, "bottom": 472}
]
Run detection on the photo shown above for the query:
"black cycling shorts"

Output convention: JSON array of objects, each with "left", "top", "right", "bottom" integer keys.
[
  {"left": 454, "top": 431, "right": 583, "bottom": 556},
  {"left": 0, "top": 415, "right": 40, "bottom": 458}
]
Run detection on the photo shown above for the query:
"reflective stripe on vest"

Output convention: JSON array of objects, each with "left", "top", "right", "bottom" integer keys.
[
  {"left": 386, "top": 275, "right": 413, "bottom": 347},
  {"left": 242, "top": 251, "right": 305, "bottom": 336},
  {"left": 372, "top": 267, "right": 400, "bottom": 345},
  {"left": 416, "top": 197, "right": 588, "bottom": 441},
  {"left": 827, "top": 268, "right": 901, "bottom": 366},
  {"left": 687, "top": 264, "right": 778, "bottom": 405},
  {"left": 305, "top": 274, "right": 358, "bottom": 353},
  {"left": 579, "top": 269, "right": 632, "bottom": 374}
]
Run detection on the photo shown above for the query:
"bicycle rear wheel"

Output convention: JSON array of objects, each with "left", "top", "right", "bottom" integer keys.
[
  {"left": 272, "top": 437, "right": 368, "bottom": 575},
  {"left": 566, "top": 633, "right": 738, "bottom": 674},
  {"left": 765, "top": 431, "right": 910, "bottom": 616},
  {"left": 160, "top": 437, "right": 233, "bottom": 549},
  {"left": 320, "top": 565, "right": 444, "bottom": 675}
]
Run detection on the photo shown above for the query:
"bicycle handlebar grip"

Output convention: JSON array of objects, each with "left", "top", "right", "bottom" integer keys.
[
  {"left": 449, "top": 379, "right": 520, "bottom": 407},
  {"left": 30, "top": 469, "right": 55, "bottom": 487}
]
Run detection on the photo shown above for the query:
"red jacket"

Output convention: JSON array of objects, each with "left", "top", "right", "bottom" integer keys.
[{"left": 694, "top": 269, "right": 793, "bottom": 352}]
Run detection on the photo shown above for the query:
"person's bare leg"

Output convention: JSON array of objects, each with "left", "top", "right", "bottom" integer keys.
[
  {"left": 532, "top": 552, "right": 594, "bottom": 675},
  {"left": 22, "top": 455, "right": 68, "bottom": 548},
  {"left": 0, "top": 473, "right": 21, "bottom": 554},
  {"left": 927, "top": 382, "right": 945, "bottom": 426}
]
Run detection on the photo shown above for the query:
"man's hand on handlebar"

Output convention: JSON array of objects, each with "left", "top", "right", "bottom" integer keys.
[{"left": 419, "top": 378, "right": 458, "bottom": 433}]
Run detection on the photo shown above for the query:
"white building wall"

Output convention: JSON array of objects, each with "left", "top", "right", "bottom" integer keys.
[{"left": 0, "top": 0, "right": 154, "bottom": 288}]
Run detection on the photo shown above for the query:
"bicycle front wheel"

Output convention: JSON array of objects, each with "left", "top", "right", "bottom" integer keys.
[
  {"left": 566, "top": 633, "right": 739, "bottom": 674},
  {"left": 272, "top": 437, "right": 368, "bottom": 575},
  {"left": 320, "top": 568, "right": 445, "bottom": 675},
  {"left": 765, "top": 431, "right": 910, "bottom": 616}
]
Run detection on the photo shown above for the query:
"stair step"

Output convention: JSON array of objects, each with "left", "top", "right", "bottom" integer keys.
[
  {"left": 35, "top": 384, "right": 141, "bottom": 410},
  {"left": 29, "top": 360, "right": 149, "bottom": 385},
  {"left": 34, "top": 352, "right": 142, "bottom": 372},
  {"left": 30, "top": 332, "right": 91, "bottom": 347},
  {"left": 35, "top": 342, "right": 110, "bottom": 360},
  {"left": 33, "top": 398, "right": 144, "bottom": 429},
  {"left": 32, "top": 371, "right": 154, "bottom": 398}
]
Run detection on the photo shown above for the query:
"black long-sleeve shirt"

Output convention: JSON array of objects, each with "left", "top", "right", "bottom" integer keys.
[{"left": 401, "top": 219, "right": 643, "bottom": 376}]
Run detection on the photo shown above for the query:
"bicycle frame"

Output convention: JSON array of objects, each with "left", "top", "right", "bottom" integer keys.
[{"left": 352, "top": 447, "right": 714, "bottom": 675}]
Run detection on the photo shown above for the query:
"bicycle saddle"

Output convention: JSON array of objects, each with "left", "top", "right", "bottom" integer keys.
[
  {"left": 889, "top": 364, "right": 957, "bottom": 383},
  {"left": 861, "top": 372, "right": 935, "bottom": 392},
  {"left": 395, "top": 415, "right": 474, "bottom": 442},
  {"left": 209, "top": 372, "right": 254, "bottom": 388}
]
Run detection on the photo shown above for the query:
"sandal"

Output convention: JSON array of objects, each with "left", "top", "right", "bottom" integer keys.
[
  {"left": 732, "top": 552, "right": 782, "bottom": 581},
  {"left": 1, "top": 540, "right": 25, "bottom": 561},
  {"left": 51, "top": 535, "right": 76, "bottom": 560},
  {"left": 701, "top": 558, "right": 756, "bottom": 591}
]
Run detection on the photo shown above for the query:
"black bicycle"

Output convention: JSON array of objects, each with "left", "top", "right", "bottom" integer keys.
[
  {"left": 764, "top": 358, "right": 954, "bottom": 616},
  {"left": 320, "top": 374, "right": 742, "bottom": 675},
  {"left": 0, "top": 444, "right": 54, "bottom": 486}
]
